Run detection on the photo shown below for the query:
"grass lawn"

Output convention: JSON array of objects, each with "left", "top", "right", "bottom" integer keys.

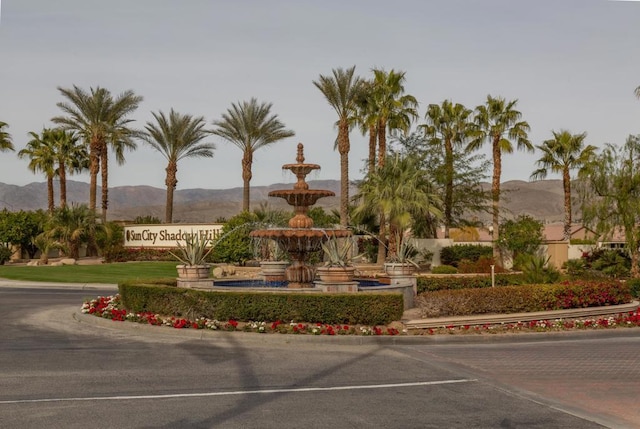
[{"left": 0, "top": 261, "right": 179, "bottom": 284}]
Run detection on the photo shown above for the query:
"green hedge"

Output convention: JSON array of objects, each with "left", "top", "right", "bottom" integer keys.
[
  {"left": 118, "top": 283, "right": 404, "bottom": 325},
  {"left": 440, "top": 244, "right": 493, "bottom": 267},
  {"left": 418, "top": 280, "right": 632, "bottom": 317},
  {"left": 417, "top": 274, "right": 525, "bottom": 293}
]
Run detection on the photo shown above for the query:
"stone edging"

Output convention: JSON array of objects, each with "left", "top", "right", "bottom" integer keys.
[{"left": 404, "top": 301, "right": 640, "bottom": 329}]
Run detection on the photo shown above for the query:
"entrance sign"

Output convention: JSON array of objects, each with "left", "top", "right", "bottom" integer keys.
[{"left": 123, "top": 224, "right": 224, "bottom": 248}]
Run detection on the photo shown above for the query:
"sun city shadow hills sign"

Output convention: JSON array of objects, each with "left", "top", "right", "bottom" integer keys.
[{"left": 123, "top": 224, "right": 224, "bottom": 248}]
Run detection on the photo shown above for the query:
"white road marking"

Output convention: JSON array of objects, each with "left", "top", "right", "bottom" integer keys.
[{"left": 0, "top": 379, "right": 477, "bottom": 404}]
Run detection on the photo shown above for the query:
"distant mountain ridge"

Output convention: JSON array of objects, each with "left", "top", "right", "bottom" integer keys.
[{"left": 0, "top": 179, "right": 570, "bottom": 224}]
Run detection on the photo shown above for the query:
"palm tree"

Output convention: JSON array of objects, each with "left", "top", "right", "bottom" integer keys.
[
  {"left": 355, "top": 79, "right": 379, "bottom": 175},
  {"left": 48, "top": 128, "right": 89, "bottom": 208},
  {"left": 141, "top": 109, "right": 215, "bottom": 223},
  {"left": 421, "top": 100, "right": 476, "bottom": 239},
  {"left": 370, "top": 69, "right": 418, "bottom": 168},
  {"left": 47, "top": 203, "right": 95, "bottom": 259},
  {"left": 52, "top": 85, "right": 142, "bottom": 222},
  {"left": 354, "top": 152, "right": 441, "bottom": 263},
  {"left": 468, "top": 95, "right": 533, "bottom": 265},
  {"left": 19, "top": 130, "right": 58, "bottom": 213},
  {"left": 313, "top": 66, "right": 364, "bottom": 227},
  {"left": 212, "top": 98, "right": 294, "bottom": 212},
  {"left": 531, "top": 130, "right": 597, "bottom": 241},
  {"left": 0, "top": 121, "right": 14, "bottom": 152}
]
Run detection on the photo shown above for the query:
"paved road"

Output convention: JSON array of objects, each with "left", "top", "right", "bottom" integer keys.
[{"left": 0, "top": 287, "right": 638, "bottom": 428}]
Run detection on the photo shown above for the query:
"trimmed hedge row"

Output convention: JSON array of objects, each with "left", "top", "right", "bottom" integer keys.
[
  {"left": 417, "top": 274, "right": 525, "bottom": 293},
  {"left": 418, "top": 280, "right": 632, "bottom": 317},
  {"left": 118, "top": 283, "right": 404, "bottom": 325}
]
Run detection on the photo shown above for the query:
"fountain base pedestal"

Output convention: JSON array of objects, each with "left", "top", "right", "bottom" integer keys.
[{"left": 315, "top": 281, "right": 359, "bottom": 293}]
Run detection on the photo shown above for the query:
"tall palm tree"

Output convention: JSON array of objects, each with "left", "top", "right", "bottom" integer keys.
[
  {"left": 468, "top": 95, "right": 533, "bottom": 265},
  {"left": 354, "top": 80, "right": 378, "bottom": 175},
  {"left": 370, "top": 69, "right": 418, "bottom": 168},
  {"left": 212, "top": 98, "right": 294, "bottom": 212},
  {"left": 141, "top": 109, "right": 215, "bottom": 223},
  {"left": 354, "top": 152, "right": 441, "bottom": 263},
  {"left": 19, "top": 130, "right": 57, "bottom": 213},
  {"left": 313, "top": 66, "right": 364, "bottom": 227},
  {"left": 0, "top": 121, "right": 15, "bottom": 152},
  {"left": 47, "top": 128, "right": 89, "bottom": 208},
  {"left": 531, "top": 130, "right": 597, "bottom": 241},
  {"left": 52, "top": 85, "right": 142, "bottom": 222},
  {"left": 421, "top": 100, "right": 476, "bottom": 239}
]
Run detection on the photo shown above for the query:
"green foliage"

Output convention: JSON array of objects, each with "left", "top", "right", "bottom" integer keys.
[
  {"left": 133, "top": 215, "right": 161, "bottom": 224},
  {"left": 102, "top": 247, "right": 176, "bottom": 262},
  {"left": 431, "top": 265, "right": 458, "bottom": 274},
  {"left": 497, "top": 215, "right": 543, "bottom": 262},
  {"left": 589, "top": 249, "right": 630, "bottom": 278},
  {"left": 520, "top": 253, "right": 561, "bottom": 284},
  {"left": 626, "top": 278, "right": 640, "bottom": 298},
  {"left": 119, "top": 283, "right": 403, "bottom": 325},
  {"left": 396, "top": 131, "right": 490, "bottom": 238},
  {"left": 577, "top": 135, "right": 640, "bottom": 275},
  {"left": 0, "top": 246, "right": 12, "bottom": 264},
  {"left": 169, "top": 232, "right": 212, "bottom": 266},
  {"left": 210, "top": 211, "right": 259, "bottom": 264},
  {"left": 416, "top": 273, "right": 521, "bottom": 293},
  {"left": 419, "top": 280, "right": 631, "bottom": 317},
  {"left": 96, "top": 222, "right": 124, "bottom": 263},
  {"left": 308, "top": 207, "right": 339, "bottom": 228},
  {"left": 457, "top": 256, "right": 504, "bottom": 274},
  {"left": 0, "top": 209, "right": 47, "bottom": 258},
  {"left": 321, "top": 237, "right": 356, "bottom": 267},
  {"left": 440, "top": 244, "right": 493, "bottom": 267},
  {"left": 47, "top": 203, "right": 95, "bottom": 259}
]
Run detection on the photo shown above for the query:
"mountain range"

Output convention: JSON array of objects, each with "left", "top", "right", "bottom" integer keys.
[{"left": 0, "top": 179, "right": 571, "bottom": 224}]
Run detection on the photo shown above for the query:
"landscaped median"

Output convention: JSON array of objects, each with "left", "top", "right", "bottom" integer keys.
[{"left": 78, "top": 278, "right": 640, "bottom": 337}]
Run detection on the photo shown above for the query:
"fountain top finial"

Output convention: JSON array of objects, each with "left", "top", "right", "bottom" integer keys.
[{"left": 296, "top": 143, "right": 305, "bottom": 164}]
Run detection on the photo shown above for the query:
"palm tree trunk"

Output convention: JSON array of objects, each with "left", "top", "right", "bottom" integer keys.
[
  {"left": 563, "top": 168, "right": 571, "bottom": 241},
  {"left": 100, "top": 143, "right": 109, "bottom": 223},
  {"left": 338, "top": 119, "right": 350, "bottom": 227},
  {"left": 59, "top": 162, "right": 67, "bottom": 208},
  {"left": 377, "top": 118, "right": 387, "bottom": 168},
  {"left": 86, "top": 136, "right": 101, "bottom": 257},
  {"left": 88, "top": 137, "right": 100, "bottom": 213},
  {"left": 165, "top": 161, "right": 178, "bottom": 223},
  {"left": 368, "top": 124, "right": 376, "bottom": 174},
  {"left": 47, "top": 175, "right": 55, "bottom": 214},
  {"left": 492, "top": 136, "right": 502, "bottom": 266},
  {"left": 242, "top": 150, "right": 253, "bottom": 212},
  {"left": 376, "top": 118, "right": 388, "bottom": 265},
  {"left": 444, "top": 137, "right": 453, "bottom": 239}
]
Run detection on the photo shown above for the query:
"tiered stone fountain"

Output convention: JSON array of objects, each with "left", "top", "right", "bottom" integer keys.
[{"left": 250, "top": 143, "right": 351, "bottom": 288}]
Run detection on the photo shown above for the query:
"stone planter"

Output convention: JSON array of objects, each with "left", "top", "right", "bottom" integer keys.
[
  {"left": 176, "top": 264, "right": 211, "bottom": 280},
  {"left": 384, "top": 262, "right": 416, "bottom": 277},
  {"left": 316, "top": 266, "right": 356, "bottom": 283}
]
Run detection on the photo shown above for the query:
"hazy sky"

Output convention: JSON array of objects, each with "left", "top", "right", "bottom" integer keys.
[{"left": 1, "top": 0, "right": 639, "bottom": 191}]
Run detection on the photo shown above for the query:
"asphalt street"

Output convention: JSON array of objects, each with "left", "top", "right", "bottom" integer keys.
[{"left": 0, "top": 286, "right": 638, "bottom": 428}]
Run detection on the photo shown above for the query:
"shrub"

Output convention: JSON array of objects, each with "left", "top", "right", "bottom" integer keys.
[
  {"left": 440, "top": 245, "right": 492, "bottom": 267},
  {"left": 416, "top": 274, "right": 521, "bottom": 293},
  {"left": 520, "top": 253, "right": 561, "bottom": 284},
  {"left": 418, "top": 280, "right": 632, "bottom": 317},
  {"left": 103, "top": 247, "right": 176, "bottom": 262},
  {"left": 118, "top": 283, "right": 404, "bottom": 325},
  {"left": 627, "top": 278, "right": 640, "bottom": 299},
  {"left": 457, "top": 256, "right": 504, "bottom": 274},
  {"left": 0, "top": 245, "right": 12, "bottom": 264},
  {"left": 431, "top": 265, "right": 458, "bottom": 274}
]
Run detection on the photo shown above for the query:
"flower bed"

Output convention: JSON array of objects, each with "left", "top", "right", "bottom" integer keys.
[
  {"left": 81, "top": 295, "right": 404, "bottom": 336},
  {"left": 416, "top": 308, "right": 640, "bottom": 335},
  {"left": 82, "top": 295, "right": 640, "bottom": 336}
]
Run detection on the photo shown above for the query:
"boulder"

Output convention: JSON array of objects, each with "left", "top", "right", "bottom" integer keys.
[{"left": 60, "top": 258, "right": 77, "bottom": 266}]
